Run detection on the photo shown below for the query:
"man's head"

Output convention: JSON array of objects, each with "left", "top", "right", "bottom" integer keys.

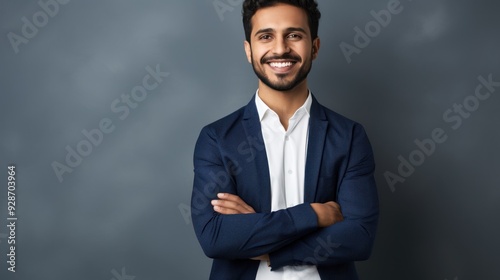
[
  {"left": 243, "top": 0, "right": 321, "bottom": 43},
  {"left": 242, "top": 0, "right": 321, "bottom": 92}
]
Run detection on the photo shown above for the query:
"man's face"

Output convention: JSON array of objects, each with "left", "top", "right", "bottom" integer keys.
[{"left": 244, "top": 3, "right": 320, "bottom": 92}]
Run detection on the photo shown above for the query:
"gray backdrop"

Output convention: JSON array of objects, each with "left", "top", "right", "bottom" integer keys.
[{"left": 1, "top": 0, "right": 499, "bottom": 279}]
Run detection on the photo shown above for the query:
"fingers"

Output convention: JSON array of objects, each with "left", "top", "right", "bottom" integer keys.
[
  {"left": 325, "top": 201, "right": 340, "bottom": 209},
  {"left": 311, "top": 201, "right": 344, "bottom": 227},
  {"left": 218, "top": 193, "right": 255, "bottom": 213},
  {"left": 250, "top": 254, "right": 270, "bottom": 261},
  {"left": 212, "top": 204, "right": 243, "bottom": 215},
  {"left": 326, "top": 201, "right": 344, "bottom": 222},
  {"left": 211, "top": 193, "right": 255, "bottom": 214},
  {"left": 211, "top": 200, "right": 253, "bottom": 214}
]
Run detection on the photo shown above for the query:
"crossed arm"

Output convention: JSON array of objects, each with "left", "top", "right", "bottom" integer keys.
[
  {"left": 211, "top": 193, "right": 344, "bottom": 262},
  {"left": 192, "top": 125, "right": 378, "bottom": 269}
]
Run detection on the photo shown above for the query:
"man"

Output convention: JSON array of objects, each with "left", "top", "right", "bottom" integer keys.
[{"left": 191, "top": 1, "right": 379, "bottom": 279}]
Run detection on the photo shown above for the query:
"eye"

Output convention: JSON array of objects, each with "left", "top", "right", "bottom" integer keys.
[
  {"left": 287, "top": 33, "right": 302, "bottom": 40},
  {"left": 259, "top": 34, "right": 272, "bottom": 40}
]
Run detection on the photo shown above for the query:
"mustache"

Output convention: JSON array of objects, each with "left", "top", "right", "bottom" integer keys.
[{"left": 261, "top": 53, "right": 301, "bottom": 64}]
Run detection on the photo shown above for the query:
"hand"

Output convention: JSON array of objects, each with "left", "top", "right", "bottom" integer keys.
[
  {"left": 211, "top": 193, "right": 256, "bottom": 214},
  {"left": 250, "top": 254, "right": 269, "bottom": 262},
  {"left": 310, "top": 201, "right": 343, "bottom": 227}
]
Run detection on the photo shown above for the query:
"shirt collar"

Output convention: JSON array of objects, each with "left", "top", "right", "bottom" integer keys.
[{"left": 254, "top": 89, "right": 312, "bottom": 122}]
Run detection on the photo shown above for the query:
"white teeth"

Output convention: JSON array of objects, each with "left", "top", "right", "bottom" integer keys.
[{"left": 269, "top": 62, "right": 293, "bottom": 68}]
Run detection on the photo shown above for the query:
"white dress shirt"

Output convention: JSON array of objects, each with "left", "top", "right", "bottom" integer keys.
[{"left": 254, "top": 90, "right": 321, "bottom": 280}]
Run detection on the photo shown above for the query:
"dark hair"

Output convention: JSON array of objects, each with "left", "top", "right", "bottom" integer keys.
[{"left": 242, "top": 0, "right": 321, "bottom": 42}]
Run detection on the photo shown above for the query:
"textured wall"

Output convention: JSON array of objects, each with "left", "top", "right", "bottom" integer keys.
[{"left": 1, "top": 0, "right": 499, "bottom": 279}]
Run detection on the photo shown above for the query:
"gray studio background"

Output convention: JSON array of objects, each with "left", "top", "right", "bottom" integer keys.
[{"left": 1, "top": 0, "right": 499, "bottom": 279}]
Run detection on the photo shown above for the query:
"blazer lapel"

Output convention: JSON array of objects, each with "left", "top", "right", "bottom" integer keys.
[
  {"left": 304, "top": 96, "right": 328, "bottom": 203},
  {"left": 242, "top": 96, "right": 272, "bottom": 212}
]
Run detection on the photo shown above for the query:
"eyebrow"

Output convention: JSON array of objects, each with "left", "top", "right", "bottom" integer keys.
[{"left": 254, "top": 27, "right": 307, "bottom": 38}]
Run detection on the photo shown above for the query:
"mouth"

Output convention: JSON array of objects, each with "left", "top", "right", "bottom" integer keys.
[{"left": 266, "top": 60, "right": 298, "bottom": 73}]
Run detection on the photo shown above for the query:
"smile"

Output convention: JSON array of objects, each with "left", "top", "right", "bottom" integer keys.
[
  {"left": 269, "top": 61, "right": 294, "bottom": 68},
  {"left": 266, "top": 60, "right": 297, "bottom": 72}
]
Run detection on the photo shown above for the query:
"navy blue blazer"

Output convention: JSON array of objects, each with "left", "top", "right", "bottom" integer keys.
[{"left": 192, "top": 94, "right": 379, "bottom": 280}]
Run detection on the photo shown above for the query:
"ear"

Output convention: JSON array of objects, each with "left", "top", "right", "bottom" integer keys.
[
  {"left": 312, "top": 37, "right": 320, "bottom": 60},
  {"left": 244, "top": 40, "right": 252, "bottom": 63}
]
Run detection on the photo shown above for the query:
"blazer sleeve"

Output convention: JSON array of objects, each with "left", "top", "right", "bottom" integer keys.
[
  {"left": 268, "top": 124, "right": 379, "bottom": 270},
  {"left": 191, "top": 125, "right": 319, "bottom": 260}
]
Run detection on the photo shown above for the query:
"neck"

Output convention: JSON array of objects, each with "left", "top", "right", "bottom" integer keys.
[{"left": 257, "top": 80, "right": 309, "bottom": 130}]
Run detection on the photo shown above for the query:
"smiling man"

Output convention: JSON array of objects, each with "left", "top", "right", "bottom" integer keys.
[{"left": 191, "top": 1, "right": 379, "bottom": 279}]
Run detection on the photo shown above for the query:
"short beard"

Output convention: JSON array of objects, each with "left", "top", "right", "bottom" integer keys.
[{"left": 250, "top": 50, "right": 312, "bottom": 92}]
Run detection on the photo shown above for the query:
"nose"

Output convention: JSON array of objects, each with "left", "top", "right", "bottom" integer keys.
[{"left": 272, "top": 37, "right": 290, "bottom": 55}]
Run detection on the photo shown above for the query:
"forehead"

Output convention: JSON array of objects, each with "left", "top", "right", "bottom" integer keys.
[{"left": 251, "top": 3, "right": 309, "bottom": 34}]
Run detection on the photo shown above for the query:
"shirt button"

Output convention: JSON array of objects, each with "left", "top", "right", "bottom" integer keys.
[
  {"left": 285, "top": 136, "right": 289, "bottom": 141},
  {"left": 288, "top": 170, "right": 293, "bottom": 174}
]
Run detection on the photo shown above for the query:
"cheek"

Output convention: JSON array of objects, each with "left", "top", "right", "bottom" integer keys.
[
  {"left": 297, "top": 44, "right": 313, "bottom": 58},
  {"left": 251, "top": 47, "right": 269, "bottom": 62},
  {"left": 252, "top": 52, "right": 264, "bottom": 65}
]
